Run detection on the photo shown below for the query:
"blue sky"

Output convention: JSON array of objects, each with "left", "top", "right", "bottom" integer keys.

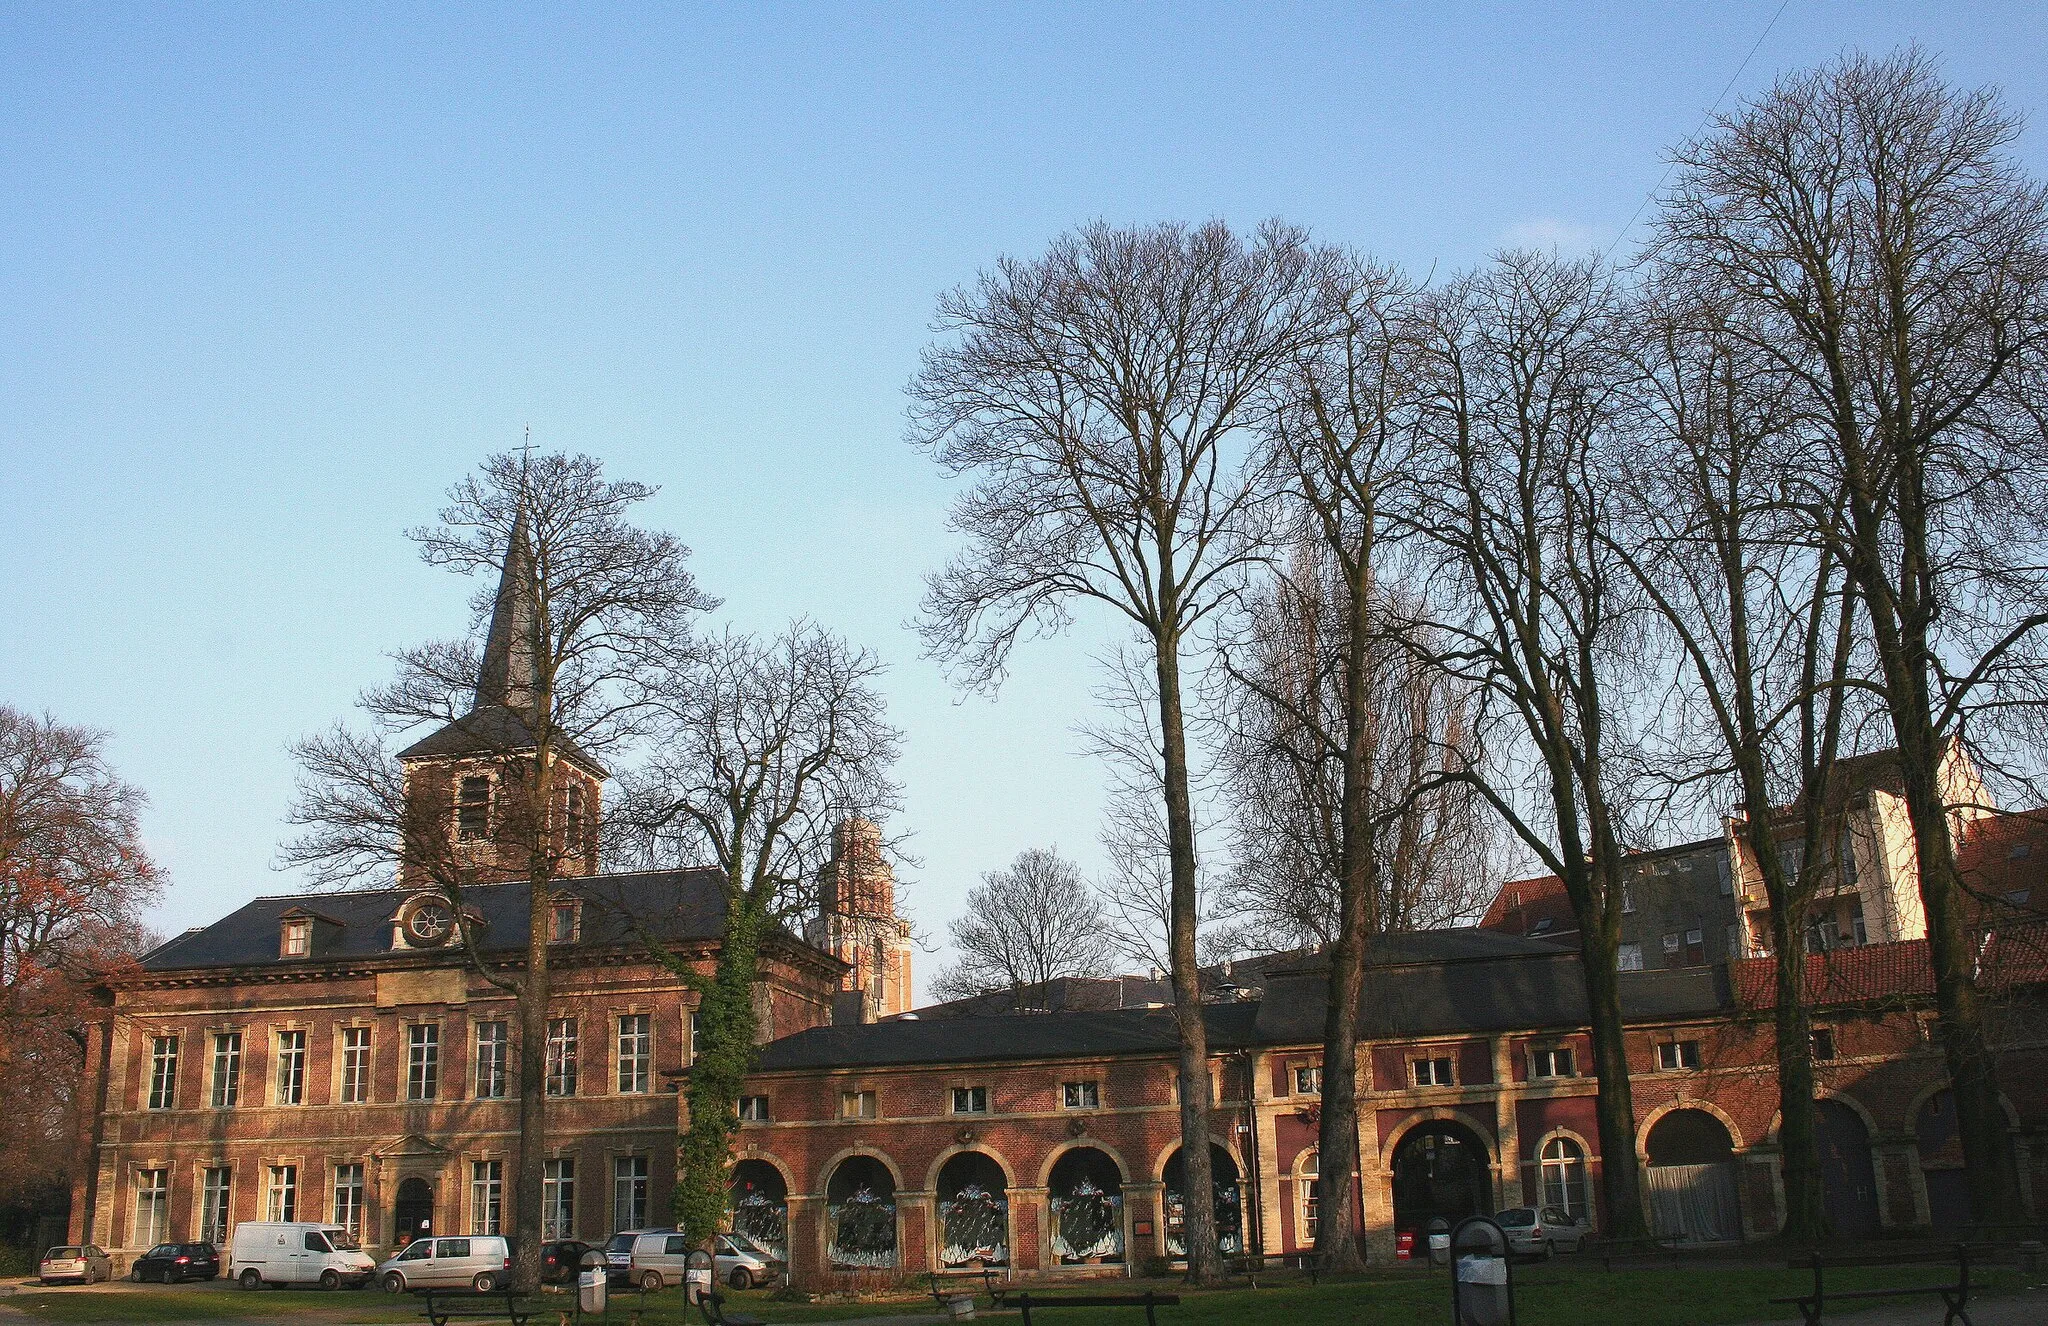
[{"left": 4, "top": 3, "right": 2044, "bottom": 995}]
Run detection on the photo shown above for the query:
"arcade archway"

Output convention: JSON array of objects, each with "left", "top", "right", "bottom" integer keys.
[
  {"left": 825, "top": 1155, "right": 897, "bottom": 1270},
  {"left": 1048, "top": 1147, "right": 1124, "bottom": 1265},
  {"left": 936, "top": 1152, "right": 1009, "bottom": 1267},
  {"left": 1644, "top": 1109, "right": 1740, "bottom": 1243},
  {"left": 1390, "top": 1121, "right": 1491, "bottom": 1236},
  {"left": 729, "top": 1160, "right": 789, "bottom": 1262},
  {"left": 1162, "top": 1143, "right": 1242, "bottom": 1259}
]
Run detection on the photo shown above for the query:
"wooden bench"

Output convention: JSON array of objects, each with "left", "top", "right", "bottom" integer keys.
[
  {"left": 1772, "top": 1243, "right": 1978, "bottom": 1326},
  {"left": 927, "top": 1262, "right": 1008, "bottom": 1308},
  {"left": 415, "top": 1288, "right": 537, "bottom": 1326},
  {"left": 1014, "top": 1290, "right": 1180, "bottom": 1326},
  {"left": 1279, "top": 1251, "right": 1321, "bottom": 1286},
  {"left": 1592, "top": 1234, "right": 1686, "bottom": 1271},
  {"left": 696, "top": 1289, "right": 766, "bottom": 1326}
]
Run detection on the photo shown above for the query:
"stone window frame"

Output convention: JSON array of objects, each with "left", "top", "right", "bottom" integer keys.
[
  {"left": 608, "top": 1149, "right": 651, "bottom": 1233},
  {"left": 548, "top": 894, "right": 582, "bottom": 945},
  {"left": 192, "top": 1160, "right": 233, "bottom": 1247},
  {"left": 130, "top": 1162, "right": 170, "bottom": 1248},
  {"left": 272, "top": 1023, "right": 311, "bottom": 1106},
  {"left": 545, "top": 1015, "right": 580, "bottom": 1097},
  {"left": 405, "top": 1019, "right": 442, "bottom": 1102},
  {"left": 737, "top": 1094, "right": 771, "bottom": 1123},
  {"left": 1060, "top": 1079, "right": 1102, "bottom": 1110},
  {"left": 1809, "top": 1024, "right": 1837, "bottom": 1062},
  {"left": 208, "top": 1025, "right": 247, "bottom": 1110},
  {"left": 467, "top": 1150, "right": 507, "bottom": 1236},
  {"left": 1527, "top": 1041, "right": 1576, "bottom": 1080},
  {"left": 1288, "top": 1061, "right": 1323, "bottom": 1097},
  {"left": 1654, "top": 1038, "right": 1703, "bottom": 1072},
  {"left": 329, "top": 1160, "right": 367, "bottom": 1240},
  {"left": 280, "top": 917, "right": 313, "bottom": 959},
  {"left": 839, "top": 1088, "right": 879, "bottom": 1120},
  {"left": 1294, "top": 1148, "right": 1320, "bottom": 1244},
  {"left": 949, "top": 1083, "right": 990, "bottom": 1115},
  {"left": 263, "top": 1157, "right": 303, "bottom": 1222},
  {"left": 612, "top": 1006, "right": 654, "bottom": 1095},
  {"left": 471, "top": 1015, "right": 511, "bottom": 1100},
  {"left": 144, "top": 1030, "right": 181, "bottom": 1111},
  {"left": 335, "top": 1021, "right": 375, "bottom": 1105},
  {"left": 1409, "top": 1051, "right": 1457, "bottom": 1089},
  {"left": 455, "top": 771, "right": 495, "bottom": 842}
]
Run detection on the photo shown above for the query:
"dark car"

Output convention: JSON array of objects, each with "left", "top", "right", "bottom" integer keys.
[
  {"left": 539, "top": 1240, "right": 598, "bottom": 1286},
  {"left": 129, "top": 1242, "right": 221, "bottom": 1282}
]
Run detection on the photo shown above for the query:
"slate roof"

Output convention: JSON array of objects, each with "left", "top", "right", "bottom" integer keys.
[
  {"left": 394, "top": 704, "right": 605, "bottom": 775},
  {"left": 753, "top": 1001, "right": 1265, "bottom": 1072},
  {"left": 139, "top": 868, "right": 733, "bottom": 972},
  {"left": 909, "top": 951, "right": 1307, "bottom": 1019}
]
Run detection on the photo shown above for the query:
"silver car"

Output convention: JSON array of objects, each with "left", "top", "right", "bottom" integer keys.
[
  {"left": 376, "top": 1235, "right": 513, "bottom": 1293},
  {"left": 39, "top": 1245, "right": 113, "bottom": 1285},
  {"left": 1495, "top": 1206, "right": 1589, "bottom": 1257}
]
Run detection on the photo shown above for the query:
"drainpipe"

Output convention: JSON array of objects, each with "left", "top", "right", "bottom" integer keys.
[{"left": 1233, "top": 1048, "right": 1264, "bottom": 1259}]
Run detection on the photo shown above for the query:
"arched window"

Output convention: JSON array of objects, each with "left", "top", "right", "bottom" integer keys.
[
  {"left": 825, "top": 1155, "right": 897, "bottom": 1269},
  {"left": 1299, "top": 1151, "right": 1320, "bottom": 1244},
  {"left": 1539, "top": 1137, "right": 1587, "bottom": 1218},
  {"left": 458, "top": 776, "right": 491, "bottom": 840}
]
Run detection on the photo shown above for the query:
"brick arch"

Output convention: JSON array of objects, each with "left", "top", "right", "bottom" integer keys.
[
  {"left": 1636, "top": 1098, "right": 1746, "bottom": 1160},
  {"left": 925, "top": 1143, "right": 1020, "bottom": 1195},
  {"left": 1761, "top": 1090, "right": 1882, "bottom": 1146},
  {"left": 1036, "top": 1139, "right": 1132, "bottom": 1190},
  {"left": 1146, "top": 1134, "right": 1247, "bottom": 1186},
  {"left": 733, "top": 1148, "right": 800, "bottom": 1198},
  {"left": 817, "top": 1145, "right": 907, "bottom": 1198},
  {"left": 1902, "top": 1081, "right": 2023, "bottom": 1136},
  {"left": 1376, "top": 1107, "right": 1500, "bottom": 1171}
]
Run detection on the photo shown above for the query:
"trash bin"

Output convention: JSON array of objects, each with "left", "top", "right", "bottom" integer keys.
[
  {"left": 684, "top": 1248, "right": 715, "bottom": 1306},
  {"left": 1427, "top": 1217, "right": 1452, "bottom": 1268},
  {"left": 1450, "top": 1215, "right": 1515, "bottom": 1326},
  {"left": 577, "top": 1250, "right": 608, "bottom": 1314}
]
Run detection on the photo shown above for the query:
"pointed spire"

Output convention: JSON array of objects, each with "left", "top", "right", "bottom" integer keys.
[{"left": 474, "top": 508, "right": 543, "bottom": 718}]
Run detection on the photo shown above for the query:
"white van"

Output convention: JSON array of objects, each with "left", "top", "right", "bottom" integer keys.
[
  {"left": 629, "top": 1231, "right": 780, "bottom": 1292},
  {"left": 376, "top": 1235, "right": 513, "bottom": 1294},
  {"left": 230, "top": 1222, "right": 376, "bottom": 1290}
]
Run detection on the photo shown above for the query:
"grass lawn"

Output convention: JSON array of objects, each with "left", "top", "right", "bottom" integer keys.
[{"left": 2, "top": 1261, "right": 2035, "bottom": 1326}]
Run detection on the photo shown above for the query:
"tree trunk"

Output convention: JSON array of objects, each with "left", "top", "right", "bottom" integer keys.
[
  {"left": 1575, "top": 899, "right": 1648, "bottom": 1240},
  {"left": 1764, "top": 877, "right": 1824, "bottom": 1242},
  {"left": 1155, "top": 636, "right": 1221, "bottom": 1285},
  {"left": 511, "top": 875, "right": 550, "bottom": 1291}
]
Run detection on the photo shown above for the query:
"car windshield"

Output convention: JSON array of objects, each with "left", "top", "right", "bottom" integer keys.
[
  {"left": 607, "top": 1234, "right": 637, "bottom": 1253},
  {"left": 1496, "top": 1209, "right": 1537, "bottom": 1227},
  {"left": 323, "top": 1230, "right": 360, "bottom": 1251},
  {"left": 48, "top": 1248, "right": 82, "bottom": 1259},
  {"left": 724, "top": 1232, "right": 766, "bottom": 1256}
]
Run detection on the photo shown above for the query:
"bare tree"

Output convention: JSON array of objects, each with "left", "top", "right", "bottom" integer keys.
[
  {"left": 1213, "top": 253, "right": 1493, "bottom": 1269},
  {"left": 911, "top": 220, "right": 1330, "bottom": 1282},
  {"left": 1405, "top": 252, "right": 1654, "bottom": 1239},
  {"left": 1606, "top": 281, "right": 1869, "bottom": 1240},
  {"left": 617, "top": 621, "right": 901, "bottom": 1246},
  {"left": 1656, "top": 49, "right": 2048, "bottom": 1222},
  {"left": 0, "top": 708, "right": 163, "bottom": 1223},
  {"left": 284, "top": 452, "right": 710, "bottom": 1287},
  {"left": 931, "top": 848, "right": 1112, "bottom": 1004}
]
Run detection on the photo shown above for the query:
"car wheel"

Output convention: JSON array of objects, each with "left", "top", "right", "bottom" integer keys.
[
  {"left": 239, "top": 1269, "right": 262, "bottom": 1290},
  {"left": 320, "top": 1269, "right": 341, "bottom": 1291},
  {"left": 473, "top": 1272, "right": 496, "bottom": 1293},
  {"left": 728, "top": 1267, "right": 752, "bottom": 1290},
  {"left": 640, "top": 1271, "right": 663, "bottom": 1293},
  {"left": 383, "top": 1272, "right": 407, "bottom": 1294}
]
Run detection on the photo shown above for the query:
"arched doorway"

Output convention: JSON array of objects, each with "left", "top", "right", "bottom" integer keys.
[
  {"left": 729, "top": 1161, "right": 788, "bottom": 1263},
  {"left": 1814, "top": 1099, "right": 1881, "bottom": 1238},
  {"left": 936, "top": 1152, "right": 1009, "bottom": 1267},
  {"left": 1048, "top": 1147, "right": 1124, "bottom": 1265},
  {"left": 1644, "top": 1109, "right": 1740, "bottom": 1243},
  {"left": 1916, "top": 1091, "right": 1970, "bottom": 1233},
  {"left": 825, "top": 1155, "right": 897, "bottom": 1270},
  {"left": 1390, "top": 1121, "right": 1492, "bottom": 1237},
  {"left": 393, "top": 1176, "right": 434, "bottom": 1244},
  {"left": 1163, "top": 1144, "right": 1242, "bottom": 1259}
]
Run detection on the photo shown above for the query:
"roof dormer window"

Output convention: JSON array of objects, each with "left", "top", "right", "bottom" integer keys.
[
  {"left": 281, "top": 918, "right": 311, "bottom": 958},
  {"left": 549, "top": 900, "right": 579, "bottom": 944},
  {"left": 457, "top": 775, "right": 491, "bottom": 840}
]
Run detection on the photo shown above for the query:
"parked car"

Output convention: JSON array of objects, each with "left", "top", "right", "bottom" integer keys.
[
  {"left": 539, "top": 1240, "right": 598, "bottom": 1285},
  {"left": 129, "top": 1242, "right": 221, "bottom": 1282},
  {"left": 38, "top": 1246, "right": 112, "bottom": 1286},
  {"left": 231, "top": 1222, "right": 376, "bottom": 1290},
  {"left": 605, "top": 1229, "right": 664, "bottom": 1285},
  {"left": 628, "top": 1229, "right": 782, "bottom": 1291},
  {"left": 376, "top": 1234, "right": 513, "bottom": 1293},
  {"left": 713, "top": 1232, "right": 784, "bottom": 1290},
  {"left": 1494, "top": 1206, "right": 1589, "bottom": 1257}
]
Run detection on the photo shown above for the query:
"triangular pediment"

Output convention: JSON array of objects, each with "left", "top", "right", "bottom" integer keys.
[{"left": 373, "top": 1133, "right": 451, "bottom": 1159}]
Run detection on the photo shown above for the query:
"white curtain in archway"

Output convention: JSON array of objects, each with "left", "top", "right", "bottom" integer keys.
[{"left": 1645, "top": 1164, "right": 1739, "bottom": 1243}]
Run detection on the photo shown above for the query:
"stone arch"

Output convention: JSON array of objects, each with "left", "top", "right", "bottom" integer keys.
[
  {"left": 734, "top": 1147, "right": 799, "bottom": 1195},
  {"left": 1636, "top": 1098, "right": 1747, "bottom": 1159},
  {"left": 823, "top": 1153, "right": 900, "bottom": 1270},
  {"left": 816, "top": 1146, "right": 906, "bottom": 1200},
  {"left": 729, "top": 1158, "right": 790, "bottom": 1263},
  {"left": 1378, "top": 1106, "right": 1500, "bottom": 1172},
  {"left": 1813, "top": 1096, "right": 1882, "bottom": 1239},
  {"left": 933, "top": 1151, "right": 1011, "bottom": 1268},
  {"left": 925, "top": 1143, "right": 1019, "bottom": 1195},
  {"left": 1046, "top": 1145, "right": 1126, "bottom": 1266},
  {"left": 1146, "top": 1133, "right": 1246, "bottom": 1187},
  {"left": 1902, "top": 1081, "right": 2023, "bottom": 1135},
  {"left": 1161, "top": 1142, "right": 1246, "bottom": 1258},
  {"left": 1386, "top": 1113, "right": 1497, "bottom": 1235},
  {"left": 1763, "top": 1088, "right": 1881, "bottom": 1145},
  {"left": 1037, "top": 1138, "right": 1133, "bottom": 1190},
  {"left": 1641, "top": 1107, "right": 1742, "bottom": 1243}
]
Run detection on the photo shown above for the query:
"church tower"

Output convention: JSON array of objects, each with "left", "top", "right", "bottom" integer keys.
[
  {"left": 393, "top": 510, "right": 605, "bottom": 887},
  {"left": 806, "top": 818, "right": 914, "bottom": 1019}
]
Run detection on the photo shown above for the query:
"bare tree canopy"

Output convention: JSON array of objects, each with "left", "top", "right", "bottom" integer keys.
[
  {"left": 619, "top": 619, "right": 902, "bottom": 1245},
  {"left": 930, "top": 847, "right": 1112, "bottom": 1004},
  {"left": 1654, "top": 46, "right": 2048, "bottom": 1224},
  {"left": 284, "top": 450, "right": 710, "bottom": 1289},
  {"left": 0, "top": 707, "right": 162, "bottom": 1219},
  {"left": 911, "top": 219, "right": 1333, "bottom": 1281}
]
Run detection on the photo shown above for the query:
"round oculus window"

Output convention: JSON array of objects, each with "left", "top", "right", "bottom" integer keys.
[{"left": 405, "top": 900, "right": 455, "bottom": 945}]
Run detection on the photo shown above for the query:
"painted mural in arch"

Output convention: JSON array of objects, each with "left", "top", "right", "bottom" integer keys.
[
  {"left": 936, "top": 1152, "right": 1008, "bottom": 1267},
  {"left": 1163, "top": 1144, "right": 1243, "bottom": 1258},
  {"left": 825, "top": 1155, "right": 897, "bottom": 1270},
  {"left": 1048, "top": 1147, "right": 1124, "bottom": 1265},
  {"left": 729, "top": 1160, "right": 788, "bottom": 1263}
]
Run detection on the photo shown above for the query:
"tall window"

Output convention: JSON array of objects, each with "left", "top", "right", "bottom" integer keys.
[
  {"left": 457, "top": 776, "right": 491, "bottom": 839},
  {"left": 210, "top": 1032, "right": 241, "bottom": 1109},
  {"left": 407, "top": 1024, "right": 440, "bottom": 1101},
  {"left": 132, "top": 1169, "right": 168, "bottom": 1246},
  {"left": 617, "top": 1014, "right": 651, "bottom": 1094},
  {"left": 613, "top": 1155, "right": 649, "bottom": 1232},
  {"left": 566, "top": 782, "right": 586, "bottom": 851},
  {"left": 475, "top": 1022, "right": 508, "bottom": 1099},
  {"left": 200, "top": 1167, "right": 232, "bottom": 1245},
  {"left": 689, "top": 1010, "right": 701, "bottom": 1065},
  {"left": 340, "top": 1027, "right": 371, "bottom": 1104},
  {"left": 471, "top": 1161, "right": 503, "bottom": 1236},
  {"left": 275, "top": 1030, "right": 306, "bottom": 1105},
  {"left": 542, "top": 1159, "right": 575, "bottom": 1240},
  {"left": 281, "top": 919, "right": 311, "bottom": 957},
  {"left": 546, "top": 1018, "right": 578, "bottom": 1097},
  {"left": 1300, "top": 1151, "right": 1320, "bottom": 1242},
  {"left": 1540, "top": 1137, "right": 1588, "bottom": 1218},
  {"left": 147, "top": 1036, "right": 178, "bottom": 1110},
  {"left": 265, "top": 1165, "right": 297, "bottom": 1222},
  {"left": 332, "top": 1164, "right": 364, "bottom": 1239},
  {"left": 550, "top": 902, "right": 578, "bottom": 943}
]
